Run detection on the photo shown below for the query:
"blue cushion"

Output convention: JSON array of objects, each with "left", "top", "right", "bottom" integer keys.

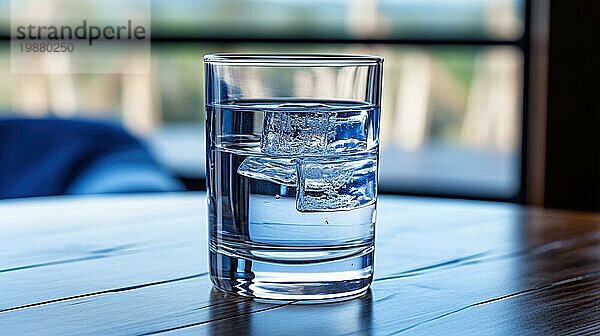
[{"left": 0, "top": 118, "right": 183, "bottom": 199}]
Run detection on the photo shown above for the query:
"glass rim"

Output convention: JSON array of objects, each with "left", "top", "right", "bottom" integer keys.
[{"left": 204, "top": 53, "right": 383, "bottom": 66}]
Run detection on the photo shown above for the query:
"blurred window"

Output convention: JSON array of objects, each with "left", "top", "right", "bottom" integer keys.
[
  {"left": 151, "top": 0, "right": 523, "bottom": 41},
  {"left": 0, "top": 0, "right": 526, "bottom": 200}
]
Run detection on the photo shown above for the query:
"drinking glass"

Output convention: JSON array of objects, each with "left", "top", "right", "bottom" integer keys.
[{"left": 205, "top": 54, "right": 383, "bottom": 300}]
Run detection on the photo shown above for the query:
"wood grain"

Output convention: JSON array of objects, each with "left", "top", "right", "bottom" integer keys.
[{"left": 0, "top": 193, "right": 598, "bottom": 335}]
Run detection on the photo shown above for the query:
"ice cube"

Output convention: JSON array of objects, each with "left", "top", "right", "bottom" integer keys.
[
  {"left": 261, "top": 110, "right": 369, "bottom": 156},
  {"left": 261, "top": 111, "right": 336, "bottom": 156},
  {"left": 237, "top": 157, "right": 297, "bottom": 186},
  {"left": 296, "top": 155, "right": 377, "bottom": 212}
]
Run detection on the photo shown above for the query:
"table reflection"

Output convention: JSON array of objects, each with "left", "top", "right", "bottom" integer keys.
[{"left": 209, "top": 288, "right": 373, "bottom": 335}]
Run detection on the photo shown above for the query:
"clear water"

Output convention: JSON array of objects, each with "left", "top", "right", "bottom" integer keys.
[{"left": 207, "top": 99, "right": 379, "bottom": 300}]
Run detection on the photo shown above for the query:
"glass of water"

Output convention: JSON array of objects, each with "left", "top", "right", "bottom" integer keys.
[{"left": 205, "top": 54, "right": 383, "bottom": 300}]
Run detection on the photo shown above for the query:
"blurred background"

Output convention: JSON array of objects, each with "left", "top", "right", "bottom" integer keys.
[{"left": 0, "top": 0, "right": 597, "bottom": 210}]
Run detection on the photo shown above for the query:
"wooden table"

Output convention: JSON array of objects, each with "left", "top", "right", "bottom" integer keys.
[{"left": 1, "top": 193, "right": 598, "bottom": 335}]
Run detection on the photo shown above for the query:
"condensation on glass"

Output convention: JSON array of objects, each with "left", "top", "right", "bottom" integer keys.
[{"left": 205, "top": 54, "right": 383, "bottom": 300}]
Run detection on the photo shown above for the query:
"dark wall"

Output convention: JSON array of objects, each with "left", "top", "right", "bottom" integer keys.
[{"left": 545, "top": 1, "right": 600, "bottom": 211}]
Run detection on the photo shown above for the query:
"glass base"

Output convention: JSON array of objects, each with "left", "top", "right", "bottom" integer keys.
[{"left": 209, "top": 247, "right": 374, "bottom": 300}]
